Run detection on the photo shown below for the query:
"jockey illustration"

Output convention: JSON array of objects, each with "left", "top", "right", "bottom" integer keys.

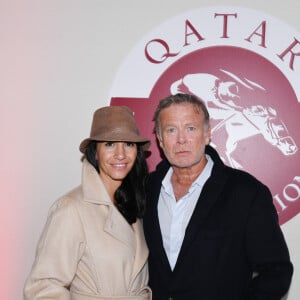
[
  {"left": 170, "top": 69, "right": 297, "bottom": 168},
  {"left": 170, "top": 69, "right": 265, "bottom": 118}
]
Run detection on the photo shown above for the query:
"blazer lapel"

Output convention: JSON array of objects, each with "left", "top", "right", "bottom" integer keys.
[
  {"left": 174, "top": 164, "right": 229, "bottom": 271},
  {"left": 146, "top": 170, "right": 173, "bottom": 273},
  {"left": 151, "top": 201, "right": 172, "bottom": 272}
]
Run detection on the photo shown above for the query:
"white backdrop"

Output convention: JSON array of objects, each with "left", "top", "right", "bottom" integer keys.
[{"left": 1, "top": 1, "right": 299, "bottom": 299}]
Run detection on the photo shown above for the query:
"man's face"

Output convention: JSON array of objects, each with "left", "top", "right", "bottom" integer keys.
[{"left": 156, "top": 103, "right": 211, "bottom": 169}]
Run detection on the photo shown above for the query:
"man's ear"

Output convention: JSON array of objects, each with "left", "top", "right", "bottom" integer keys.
[
  {"left": 205, "top": 127, "right": 211, "bottom": 145},
  {"left": 156, "top": 132, "right": 163, "bottom": 148}
]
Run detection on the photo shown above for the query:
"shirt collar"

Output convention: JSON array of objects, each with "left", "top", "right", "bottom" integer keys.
[{"left": 162, "top": 154, "right": 214, "bottom": 195}]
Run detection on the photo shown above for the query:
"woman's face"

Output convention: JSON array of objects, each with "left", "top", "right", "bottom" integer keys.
[{"left": 96, "top": 141, "right": 137, "bottom": 190}]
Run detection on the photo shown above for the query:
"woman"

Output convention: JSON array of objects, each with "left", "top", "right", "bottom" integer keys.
[{"left": 24, "top": 106, "right": 152, "bottom": 299}]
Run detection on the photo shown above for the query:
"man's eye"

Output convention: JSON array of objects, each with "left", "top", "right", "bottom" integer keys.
[
  {"left": 167, "top": 128, "right": 175, "bottom": 133},
  {"left": 187, "top": 127, "right": 196, "bottom": 131}
]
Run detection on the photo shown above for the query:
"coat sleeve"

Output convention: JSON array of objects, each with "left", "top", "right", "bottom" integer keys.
[
  {"left": 244, "top": 183, "right": 293, "bottom": 300},
  {"left": 24, "top": 197, "right": 85, "bottom": 300}
]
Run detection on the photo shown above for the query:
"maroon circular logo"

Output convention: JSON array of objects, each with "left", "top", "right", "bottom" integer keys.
[{"left": 110, "top": 7, "right": 300, "bottom": 225}]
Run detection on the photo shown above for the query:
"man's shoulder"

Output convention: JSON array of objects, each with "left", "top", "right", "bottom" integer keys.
[
  {"left": 150, "top": 159, "right": 170, "bottom": 177},
  {"left": 220, "top": 164, "right": 269, "bottom": 196}
]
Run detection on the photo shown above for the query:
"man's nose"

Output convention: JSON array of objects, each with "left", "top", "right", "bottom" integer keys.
[{"left": 177, "top": 130, "right": 187, "bottom": 144}]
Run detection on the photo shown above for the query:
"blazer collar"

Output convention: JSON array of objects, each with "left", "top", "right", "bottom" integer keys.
[
  {"left": 174, "top": 146, "right": 229, "bottom": 271},
  {"left": 148, "top": 145, "right": 228, "bottom": 272},
  {"left": 146, "top": 161, "right": 173, "bottom": 273},
  {"left": 174, "top": 164, "right": 229, "bottom": 271}
]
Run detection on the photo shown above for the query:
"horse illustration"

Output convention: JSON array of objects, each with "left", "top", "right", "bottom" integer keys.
[
  {"left": 170, "top": 70, "right": 298, "bottom": 169},
  {"left": 210, "top": 105, "right": 298, "bottom": 168}
]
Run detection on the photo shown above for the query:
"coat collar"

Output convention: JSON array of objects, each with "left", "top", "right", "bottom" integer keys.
[
  {"left": 81, "top": 160, "right": 132, "bottom": 245},
  {"left": 81, "top": 159, "right": 149, "bottom": 279},
  {"left": 81, "top": 159, "right": 112, "bottom": 205}
]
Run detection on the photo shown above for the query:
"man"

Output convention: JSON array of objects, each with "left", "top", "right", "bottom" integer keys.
[{"left": 143, "top": 93, "right": 293, "bottom": 300}]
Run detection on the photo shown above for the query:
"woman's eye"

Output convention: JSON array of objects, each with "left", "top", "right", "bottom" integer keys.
[
  {"left": 126, "top": 142, "right": 135, "bottom": 147},
  {"left": 105, "top": 142, "right": 114, "bottom": 147}
]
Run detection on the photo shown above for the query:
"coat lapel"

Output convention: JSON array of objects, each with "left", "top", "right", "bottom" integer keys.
[
  {"left": 103, "top": 206, "right": 136, "bottom": 251},
  {"left": 82, "top": 159, "right": 149, "bottom": 287},
  {"left": 82, "top": 159, "right": 136, "bottom": 251},
  {"left": 129, "top": 220, "right": 149, "bottom": 284}
]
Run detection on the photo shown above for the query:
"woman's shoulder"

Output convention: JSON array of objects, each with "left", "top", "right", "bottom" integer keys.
[{"left": 48, "top": 185, "right": 83, "bottom": 217}]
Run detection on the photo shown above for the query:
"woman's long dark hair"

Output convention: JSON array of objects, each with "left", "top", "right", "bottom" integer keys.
[{"left": 84, "top": 141, "right": 148, "bottom": 224}]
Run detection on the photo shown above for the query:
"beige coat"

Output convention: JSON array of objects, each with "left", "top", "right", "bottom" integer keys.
[{"left": 24, "top": 160, "right": 151, "bottom": 300}]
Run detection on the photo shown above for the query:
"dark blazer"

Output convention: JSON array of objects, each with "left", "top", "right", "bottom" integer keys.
[{"left": 143, "top": 145, "right": 293, "bottom": 300}]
